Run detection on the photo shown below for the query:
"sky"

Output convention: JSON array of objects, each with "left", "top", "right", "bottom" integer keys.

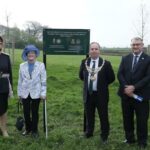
[{"left": 0, "top": 0, "right": 150, "bottom": 47}]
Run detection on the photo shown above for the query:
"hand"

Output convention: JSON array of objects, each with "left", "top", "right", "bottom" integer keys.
[
  {"left": 18, "top": 96, "right": 22, "bottom": 99},
  {"left": 18, "top": 96, "right": 22, "bottom": 104},
  {"left": 40, "top": 96, "right": 46, "bottom": 101},
  {"left": 124, "top": 85, "right": 135, "bottom": 93},
  {"left": 125, "top": 92, "right": 134, "bottom": 97},
  {"left": 124, "top": 85, "right": 135, "bottom": 97},
  {"left": 9, "top": 90, "right": 14, "bottom": 98}
]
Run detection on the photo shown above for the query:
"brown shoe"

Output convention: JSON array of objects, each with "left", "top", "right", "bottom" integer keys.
[{"left": 2, "top": 130, "right": 9, "bottom": 137}]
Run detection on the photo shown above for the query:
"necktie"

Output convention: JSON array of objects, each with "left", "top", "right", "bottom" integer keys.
[
  {"left": 89, "top": 61, "right": 95, "bottom": 95},
  {"left": 132, "top": 55, "right": 138, "bottom": 70}
]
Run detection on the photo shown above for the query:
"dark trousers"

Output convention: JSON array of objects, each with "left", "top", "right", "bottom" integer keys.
[
  {"left": 121, "top": 97, "right": 149, "bottom": 145},
  {"left": 22, "top": 95, "right": 40, "bottom": 133},
  {"left": 85, "top": 92, "right": 109, "bottom": 139}
]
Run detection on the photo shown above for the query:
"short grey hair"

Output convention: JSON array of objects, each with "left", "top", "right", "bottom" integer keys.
[
  {"left": 90, "top": 42, "right": 101, "bottom": 50},
  {"left": 131, "top": 37, "right": 143, "bottom": 42}
]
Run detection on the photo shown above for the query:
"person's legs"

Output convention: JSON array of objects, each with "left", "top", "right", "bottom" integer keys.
[
  {"left": 22, "top": 96, "right": 31, "bottom": 133},
  {"left": 121, "top": 98, "right": 135, "bottom": 143},
  {"left": 0, "top": 113, "right": 9, "bottom": 137},
  {"left": 96, "top": 95, "right": 109, "bottom": 141},
  {"left": 135, "top": 100, "right": 149, "bottom": 148},
  {"left": 31, "top": 98, "right": 40, "bottom": 133},
  {"left": 0, "top": 93, "right": 9, "bottom": 137},
  {"left": 85, "top": 94, "right": 96, "bottom": 137}
]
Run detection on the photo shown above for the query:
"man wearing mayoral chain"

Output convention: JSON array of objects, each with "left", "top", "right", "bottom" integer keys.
[{"left": 79, "top": 42, "right": 115, "bottom": 143}]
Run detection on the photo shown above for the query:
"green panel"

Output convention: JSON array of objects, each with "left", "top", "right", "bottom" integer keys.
[{"left": 43, "top": 28, "right": 90, "bottom": 55}]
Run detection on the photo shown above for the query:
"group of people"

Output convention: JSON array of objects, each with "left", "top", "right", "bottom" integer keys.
[
  {"left": 79, "top": 37, "right": 150, "bottom": 149},
  {"left": 0, "top": 36, "right": 47, "bottom": 138},
  {"left": 0, "top": 35, "right": 150, "bottom": 148}
]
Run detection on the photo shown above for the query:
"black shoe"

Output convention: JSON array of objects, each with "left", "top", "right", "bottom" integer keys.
[
  {"left": 84, "top": 133, "right": 93, "bottom": 138},
  {"left": 138, "top": 143, "right": 147, "bottom": 149},
  {"left": 32, "top": 132, "right": 39, "bottom": 139},
  {"left": 22, "top": 130, "right": 31, "bottom": 136},
  {"left": 123, "top": 139, "right": 136, "bottom": 144},
  {"left": 101, "top": 137, "right": 108, "bottom": 144},
  {"left": 102, "top": 139, "right": 108, "bottom": 144}
]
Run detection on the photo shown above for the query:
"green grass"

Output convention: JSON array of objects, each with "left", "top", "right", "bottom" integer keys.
[{"left": 0, "top": 50, "right": 149, "bottom": 150}]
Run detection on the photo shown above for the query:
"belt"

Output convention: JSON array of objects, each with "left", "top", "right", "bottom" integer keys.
[
  {"left": 0, "top": 73, "right": 10, "bottom": 78},
  {"left": 88, "top": 91, "right": 98, "bottom": 95},
  {"left": 92, "top": 91, "right": 98, "bottom": 94}
]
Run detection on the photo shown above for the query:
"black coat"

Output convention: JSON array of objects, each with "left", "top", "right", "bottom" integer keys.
[
  {"left": 117, "top": 52, "right": 150, "bottom": 100},
  {"left": 0, "top": 53, "right": 13, "bottom": 93},
  {"left": 79, "top": 57, "right": 115, "bottom": 103}
]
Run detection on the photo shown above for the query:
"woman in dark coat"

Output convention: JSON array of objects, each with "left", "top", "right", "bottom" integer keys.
[{"left": 0, "top": 36, "right": 13, "bottom": 137}]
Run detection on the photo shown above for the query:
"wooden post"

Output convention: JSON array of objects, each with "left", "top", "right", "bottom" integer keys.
[
  {"left": 148, "top": 45, "right": 150, "bottom": 55},
  {"left": 12, "top": 40, "right": 15, "bottom": 65}
]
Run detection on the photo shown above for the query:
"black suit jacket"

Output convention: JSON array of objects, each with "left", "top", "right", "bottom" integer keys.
[
  {"left": 117, "top": 52, "right": 150, "bottom": 100},
  {"left": 79, "top": 57, "right": 115, "bottom": 103},
  {"left": 0, "top": 53, "right": 13, "bottom": 93}
]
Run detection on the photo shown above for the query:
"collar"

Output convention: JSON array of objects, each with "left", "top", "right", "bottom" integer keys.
[
  {"left": 133, "top": 51, "right": 143, "bottom": 57},
  {"left": 91, "top": 57, "right": 99, "bottom": 63},
  {"left": 28, "top": 60, "right": 36, "bottom": 64}
]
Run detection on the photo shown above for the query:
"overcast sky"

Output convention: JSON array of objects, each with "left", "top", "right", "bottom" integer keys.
[{"left": 0, "top": 0, "right": 150, "bottom": 47}]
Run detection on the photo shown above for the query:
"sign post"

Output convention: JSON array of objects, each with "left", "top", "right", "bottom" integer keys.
[{"left": 43, "top": 28, "right": 90, "bottom": 134}]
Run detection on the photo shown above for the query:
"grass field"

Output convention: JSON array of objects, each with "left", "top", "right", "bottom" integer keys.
[{"left": 0, "top": 50, "right": 149, "bottom": 150}]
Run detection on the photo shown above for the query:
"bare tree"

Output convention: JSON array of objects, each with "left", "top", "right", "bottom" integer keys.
[
  {"left": 5, "top": 11, "right": 11, "bottom": 53},
  {"left": 25, "top": 21, "right": 43, "bottom": 40},
  {"left": 139, "top": 3, "right": 148, "bottom": 41},
  {"left": 0, "top": 24, "right": 6, "bottom": 36},
  {"left": 133, "top": 2, "right": 149, "bottom": 42}
]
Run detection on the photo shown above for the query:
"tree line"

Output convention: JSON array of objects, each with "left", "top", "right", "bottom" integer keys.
[{"left": 0, "top": 21, "right": 48, "bottom": 50}]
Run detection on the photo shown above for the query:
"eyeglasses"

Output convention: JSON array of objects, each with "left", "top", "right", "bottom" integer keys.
[
  {"left": 91, "top": 48, "right": 99, "bottom": 51},
  {"left": 0, "top": 42, "right": 3, "bottom": 45},
  {"left": 131, "top": 43, "right": 141, "bottom": 46}
]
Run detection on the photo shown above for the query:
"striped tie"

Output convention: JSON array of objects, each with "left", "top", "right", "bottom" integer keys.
[
  {"left": 132, "top": 55, "right": 138, "bottom": 70},
  {"left": 89, "top": 61, "right": 95, "bottom": 95}
]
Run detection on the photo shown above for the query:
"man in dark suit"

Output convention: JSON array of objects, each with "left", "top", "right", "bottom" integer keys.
[
  {"left": 117, "top": 37, "right": 150, "bottom": 148},
  {"left": 79, "top": 42, "right": 115, "bottom": 143}
]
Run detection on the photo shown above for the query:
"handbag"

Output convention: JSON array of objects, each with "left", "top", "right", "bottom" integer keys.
[{"left": 15, "top": 100, "right": 24, "bottom": 131}]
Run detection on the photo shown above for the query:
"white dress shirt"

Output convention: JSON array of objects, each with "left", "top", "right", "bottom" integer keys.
[{"left": 88, "top": 57, "right": 99, "bottom": 91}]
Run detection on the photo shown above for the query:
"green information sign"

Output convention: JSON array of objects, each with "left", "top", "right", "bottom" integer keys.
[{"left": 43, "top": 28, "right": 90, "bottom": 55}]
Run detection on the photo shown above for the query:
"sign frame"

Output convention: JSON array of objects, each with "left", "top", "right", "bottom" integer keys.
[{"left": 43, "top": 28, "right": 90, "bottom": 55}]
